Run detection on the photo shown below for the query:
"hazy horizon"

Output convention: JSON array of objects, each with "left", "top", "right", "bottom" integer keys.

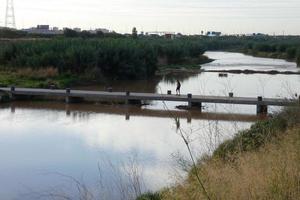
[{"left": 1, "top": 0, "right": 300, "bottom": 35}]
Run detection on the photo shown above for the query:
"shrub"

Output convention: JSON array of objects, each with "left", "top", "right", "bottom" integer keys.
[
  {"left": 136, "top": 192, "right": 162, "bottom": 200},
  {"left": 286, "top": 47, "right": 297, "bottom": 59},
  {"left": 213, "top": 112, "right": 288, "bottom": 160}
]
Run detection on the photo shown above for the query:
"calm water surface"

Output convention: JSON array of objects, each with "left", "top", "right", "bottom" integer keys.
[{"left": 0, "top": 51, "right": 299, "bottom": 200}]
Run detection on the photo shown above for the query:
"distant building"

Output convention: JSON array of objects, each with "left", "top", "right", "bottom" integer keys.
[
  {"left": 23, "top": 25, "right": 63, "bottom": 35},
  {"left": 145, "top": 31, "right": 176, "bottom": 39},
  {"left": 164, "top": 33, "right": 175, "bottom": 39},
  {"left": 37, "top": 25, "right": 49, "bottom": 30},
  {"left": 245, "top": 33, "right": 268, "bottom": 37},
  {"left": 206, "top": 31, "right": 222, "bottom": 37}
]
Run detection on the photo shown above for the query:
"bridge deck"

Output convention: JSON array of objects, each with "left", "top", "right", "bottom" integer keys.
[{"left": 0, "top": 87, "right": 296, "bottom": 106}]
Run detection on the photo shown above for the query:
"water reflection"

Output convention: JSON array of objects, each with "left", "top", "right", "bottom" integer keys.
[
  {"left": 0, "top": 103, "right": 253, "bottom": 200},
  {"left": 1, "top": 102, "right": 262, "bottom": 123}
]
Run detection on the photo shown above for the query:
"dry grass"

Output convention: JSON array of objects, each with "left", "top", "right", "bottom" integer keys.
[
  {"left": 16, "top": 67, "right": 58, "bottom": 79},
  {"left": 163, "top": 128, "right": 300, "bottom": 200}
]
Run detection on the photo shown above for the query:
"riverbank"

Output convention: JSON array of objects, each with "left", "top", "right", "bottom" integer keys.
[
  {"left": 0, "top": 55, "right": 213, "bottom": 89},
  {"left": 138, "top": 106, "right": 300, "bottom": 200},
  {"left": 203, "top": 69, "right": 300, "bottom": 75},
  {"left": 242, "top": 50, "right": 299, "bottom": 66},
  {"left": 0, "top": 67, "right": 77, "bottom": 88},
  {"left": 156, "top": 55, "right": 214, "bottom": 76}
]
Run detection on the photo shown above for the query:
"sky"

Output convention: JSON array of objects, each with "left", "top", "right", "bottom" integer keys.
[{"left": 1, "top": 0, "right": 300, "bottom": 35}]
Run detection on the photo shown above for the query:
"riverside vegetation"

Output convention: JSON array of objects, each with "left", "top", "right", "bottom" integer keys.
[
  {"left": 0, "top": 38, "right": 207, "bottom": 88},
  {"left": 137, "top": 106, "right": 300, "bottom": 200},
  {"left": 0, "top": 29, "right": 300, "bottom": 88}
]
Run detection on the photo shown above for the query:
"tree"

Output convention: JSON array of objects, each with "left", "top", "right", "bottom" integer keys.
[
  {"left": 286, "top": 47, "right": 296, "bottom": 59},
  {"left": 63, "top": 28, "right": 79, "bottom": 37},
  {"left": 80, "top": 30, "right": 93, "bottom": 38},
  {"left": 96, "top": 30, "right": 104, "bottom": 38},
  {"left": 132, "top": 27, "right": 138, "bottom": 39}
]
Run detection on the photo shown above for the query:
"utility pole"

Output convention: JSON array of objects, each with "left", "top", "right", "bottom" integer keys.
[{"left": 5, "top": 0, "right": 16, "bottom": 29}]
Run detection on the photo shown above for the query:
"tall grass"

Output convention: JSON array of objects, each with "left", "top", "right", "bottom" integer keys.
[
  {"left": 163, "top": 128, "right": 300, "bottom": 200},
  {"left": 16, "top": 67, "right": 58, "bottom": 79},
  {"left": 161, "top": 107, "right": 300, "bottom": 200}
]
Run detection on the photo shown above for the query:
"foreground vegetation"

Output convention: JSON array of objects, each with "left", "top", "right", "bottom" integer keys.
[{"left": 138, "top": 106, "right": 300, "bottom": 200}]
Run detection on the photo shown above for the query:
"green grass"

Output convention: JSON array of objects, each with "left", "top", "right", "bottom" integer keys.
[
  {"left": 136, "top": 192, "right": 162, "bottom": 200},
  {"left": 0, "top": 71, "right": 77, "bottom": 88}
]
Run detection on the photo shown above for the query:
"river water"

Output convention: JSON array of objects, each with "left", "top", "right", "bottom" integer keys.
[{"left": 0, "top": 52, "right": 299, "bottom": 200}]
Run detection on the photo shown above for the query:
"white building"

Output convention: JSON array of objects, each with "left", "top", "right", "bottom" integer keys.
[{"left": 206, "top": 31, "right": 222, "bottom": 37}]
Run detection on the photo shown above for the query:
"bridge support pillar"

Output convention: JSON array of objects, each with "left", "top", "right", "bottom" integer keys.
[
  {"left": 125, "top": 91, "right": 130, "bottom": 105},
  {"left": 188, "top": 94, "right": 192, "bottom": 108},
  {"left": 257, "top": 96, "right": 268, "bottom": 115},
  {"left": 125, "top": 91, "right": 142, "bottom": 105},
  {"left": 65, "top": 88, "right": 84, "bottom": 104},
  {"left": 187, "top": 93, "right": 202, "bottom": 111}
]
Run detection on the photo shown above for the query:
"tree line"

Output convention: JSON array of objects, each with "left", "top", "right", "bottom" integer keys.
[
  {"left": 0, "top": 34, "right": 299, "bottom": 82},
  {"left": 0, "top": 38, "right": 206, "bottom": 80}
]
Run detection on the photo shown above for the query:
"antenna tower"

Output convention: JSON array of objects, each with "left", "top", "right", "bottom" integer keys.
[{"left": 5, "top": 0, "right": 16, "bottom": 28}]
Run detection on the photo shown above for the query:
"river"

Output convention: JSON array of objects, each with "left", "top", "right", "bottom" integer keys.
[{"left": 0, "top": 51, "right": 299, "bottom": 200}]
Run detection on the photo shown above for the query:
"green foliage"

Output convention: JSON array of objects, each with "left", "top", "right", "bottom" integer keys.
[
  {"left": 63, "top": 28, "right": 79, "bottom": 37},
  {"left": 1, "top": 35, "right": 299, "bottom": 81},
  {"left": 286, "top": 47, "right": 297, "bottom": 59},
  {"left": 0, "top": 28, "right": 27, "bottom": 38},
  {"left": 136, "top": 192, "right": 162, "bottom": 200},
  {"left": 132, "top": 27, "right": 138, "bottom": 39},
  {"left": 213, "top": 111, "right": 290, "bottom": 160},
  {"left": 0, "top": 38, "right": 207, "bottom": 80}
]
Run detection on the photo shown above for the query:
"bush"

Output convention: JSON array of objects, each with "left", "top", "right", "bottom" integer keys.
[
  {"left": 286, "top": 47, "right": 297, "bottom": 59},
  {"left": 136, "top": 192, "right": 162, "bottom": 200},
  {"left": 213, "top": 106, "right": 300, "bottom": 161}
]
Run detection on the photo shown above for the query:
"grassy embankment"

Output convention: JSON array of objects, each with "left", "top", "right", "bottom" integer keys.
[
  {"left": 0, "top": 67, "right": 77, "bottom": 88},
  {"left": 138, "top": 106, "right": 300, "bottom": 200}
]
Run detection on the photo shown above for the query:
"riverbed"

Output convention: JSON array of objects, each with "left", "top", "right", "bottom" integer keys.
[{"left": 0, "top": 51, "right": 299, "bottom": 200}]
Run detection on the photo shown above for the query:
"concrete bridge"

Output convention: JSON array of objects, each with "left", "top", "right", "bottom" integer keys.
[{"left": 0, "top": 87, "right": 298, "bottom": 115}]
